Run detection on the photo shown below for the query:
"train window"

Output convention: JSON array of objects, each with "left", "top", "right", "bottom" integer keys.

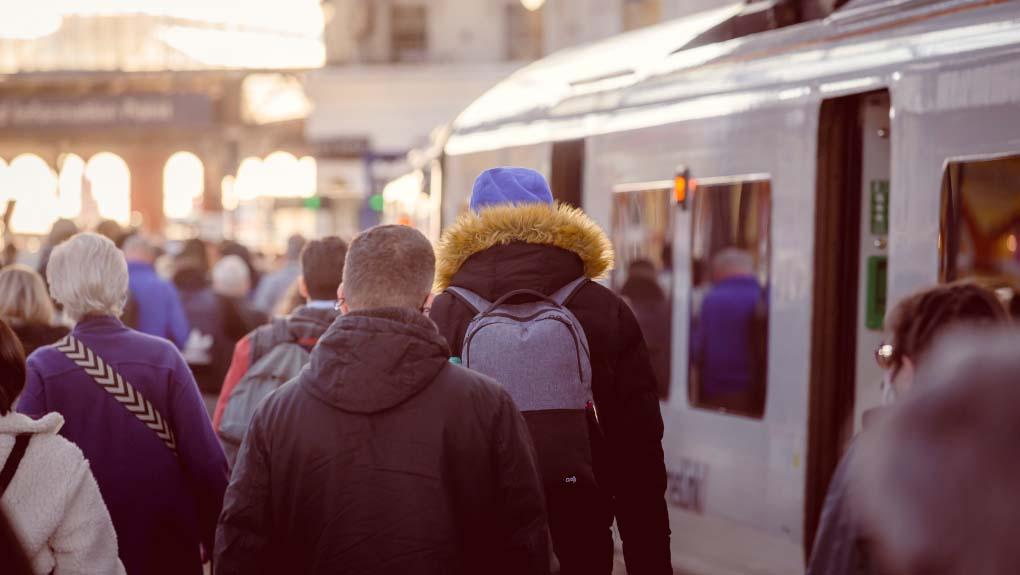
[
  {"left": 689, "top": 176, "right": 771, "bottom": 418},
  {"left": 611, "top": 183, "right": 674, "bottom": 399},
  {"left": 941, "top": 155, "right": 1020, "bottom": 316}
]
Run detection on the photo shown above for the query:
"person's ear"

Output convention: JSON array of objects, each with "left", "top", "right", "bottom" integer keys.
[
  {"left": 337, "top": 284, "right": 349, "bottom": 315},
  {"left": 422, "top": 293, "right": 435, "bottom": 316},
  {"left": 298, "top": 276, "right": 309, "bottom": 300},
  {"left": 893, "top": 356, "right": 916, "bottom": 397}
]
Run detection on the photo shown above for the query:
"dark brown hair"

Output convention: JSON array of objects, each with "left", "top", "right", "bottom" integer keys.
[
  {"left": 301, "top": 236, "right": 348, "bottom": 301},
  {"left": 886, "top": 281, "right": 1008, "bottom": 374},
  {"left": 0, "top": 319, "right": 27, "bottom": 415}
]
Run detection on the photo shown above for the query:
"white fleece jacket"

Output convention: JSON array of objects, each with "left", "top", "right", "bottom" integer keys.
[{"left": 0, "top": 411, "right": 126, "bottom": 575}]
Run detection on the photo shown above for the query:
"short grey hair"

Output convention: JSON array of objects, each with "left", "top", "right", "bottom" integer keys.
[
  {"left": 121, "top": 233, "right": 156, "bottom": 261},
  {"left": 343, "top": 225, "right": 435, "bottom": 310},
  {"left": 711, "top": 247, "right": 755, "bottom": 279},
  {"left": 47, "top": 233, "right": 129, "bottom": 321}
]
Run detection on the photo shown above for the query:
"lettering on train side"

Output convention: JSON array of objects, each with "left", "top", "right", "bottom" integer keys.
[{"left": 665, "top": 458, "right": 707, "bottom": 513}]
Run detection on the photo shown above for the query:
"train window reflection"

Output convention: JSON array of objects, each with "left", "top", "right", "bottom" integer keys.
[
  {"left": 689, "top": 177, "right": 770, "bottom": 418},
  {"left": 941, "top": 155, "right": 1020, "bottom": 316},
  {"left": 611, "top": 184, "right": 674, "bottom": 400}
]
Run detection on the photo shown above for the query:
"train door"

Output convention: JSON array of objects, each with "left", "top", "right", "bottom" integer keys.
[
  {"left": 805, "top": 90, "right": 890, "bottom": 554},
  {"left": 551, "top": 139, "right": 585, "bottom": 207}
]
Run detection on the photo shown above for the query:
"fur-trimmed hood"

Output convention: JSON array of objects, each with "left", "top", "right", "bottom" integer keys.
[{"left": 434, "top": 203, "right": 614, "bottom": 291}]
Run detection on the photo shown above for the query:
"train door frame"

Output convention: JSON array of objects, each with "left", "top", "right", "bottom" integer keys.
[
  {"left": 804, "top": 89, "right": 890, "bottom": 556},
  {"left": 551, "top": 139, "right": 585, "bottom": 207}
]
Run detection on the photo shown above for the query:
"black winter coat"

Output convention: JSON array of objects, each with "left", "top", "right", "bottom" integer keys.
[
  {"left": 430, "top": 203, "right": 672, "bottom": 575},
  {"left": 215, "top": 308, "right": 549, "bottom": 575}
]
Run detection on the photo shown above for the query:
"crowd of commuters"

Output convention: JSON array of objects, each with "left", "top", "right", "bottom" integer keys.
[{"left": 0, "top": 167, "right": 1016, "bottom": 575}]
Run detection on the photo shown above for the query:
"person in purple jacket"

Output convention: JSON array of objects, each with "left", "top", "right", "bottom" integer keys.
[
  {"left": 690, "top": 248, "right": 768, "bottom": 416},
  {"left": 17, "top": 233, "right": 229, "bottom": 575}
]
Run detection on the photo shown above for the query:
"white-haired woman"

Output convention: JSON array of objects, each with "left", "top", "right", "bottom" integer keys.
[
  {"left": 0, "top": 265, "right": 69, "bottom": 355},
  {"left": 16, "top": 233, "right": 228, "bottom": 575}
]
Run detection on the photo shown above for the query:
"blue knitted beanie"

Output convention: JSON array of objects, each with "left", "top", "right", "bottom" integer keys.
[{"left": 469, "top": 167, "right": 554, "bottom": 213}]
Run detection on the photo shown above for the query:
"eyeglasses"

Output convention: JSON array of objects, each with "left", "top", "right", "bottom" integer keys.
[{"left": 875, "top": 342, "right": 896, "bottom": 370}]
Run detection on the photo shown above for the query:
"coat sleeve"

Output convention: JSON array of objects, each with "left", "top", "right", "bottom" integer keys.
[
  {"left": 429, "top": 292, "right": 470, "bottom": 355},
  {"left": 806, "top": 444, "right": 868, "bottom": 575},
  {"left": 51, "top": 453, "right": 127, "bottom": 575},
  {"left": 16, "top": 360, "right": 48, "bottom": 418},
  {"left": 215, "top": 408, "right": 273, "bottom": 575},
  {"left": 170, "top": 352, "right": 229, "bottom": 554},
  {"left": 600, "top": 300, "right": 672, "bottom": 575},
  {"left": 490, "top": 391, "right": 551, "bottom": 575}
]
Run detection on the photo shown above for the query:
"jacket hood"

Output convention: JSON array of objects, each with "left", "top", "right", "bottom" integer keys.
[
  {"left": 0, "top": 411, "right": 63, "bottom": 435},
  {"left": 301, "top": 308, "right": 450, "bottom": 414},
  {"left": 434, "top": 202, "right": 614, "bottom": 291}
]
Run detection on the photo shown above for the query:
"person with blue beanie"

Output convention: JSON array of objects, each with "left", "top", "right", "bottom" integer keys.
[
  {"left": 469, "top": 167, "right": 555, "bottom": 212},
  {"left": 431, "top": 168, "right": 672, "bottom": 575}
]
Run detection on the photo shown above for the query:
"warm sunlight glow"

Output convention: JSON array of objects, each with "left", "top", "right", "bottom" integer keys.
[
  {"left": 8, "top": 154, "right": 59, "bottom": 235},
  {"left": 236, "top": 157, "right": 266, "bottom": 202},
  {"left": 58, "top": 154, "right": 85, "bottom": 219},
  {"left": 298, "top": 156, "right": 317, "bottom": 199},
  {"left": 520, "top": 0, "right": 547, "bottom": 11},
  {"left": 0, "top": 1, "right": 326, "bottom": 68},
  {"left": 221, "top": 175, "right": 238, "bottom": 211},
  {"left": 0, "top": 5, "right": 63, "bottom": 40},
  {"left": 85, "top": 152, "right": 131, "bottom": 224},
  {"left": 163, "top": 151, "right": 205, "bottom": 220},
  {"left": 0, "top": 158, "right": 7, "bottom": 205}
]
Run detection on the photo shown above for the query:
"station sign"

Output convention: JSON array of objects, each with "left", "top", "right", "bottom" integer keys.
[{"left": 0, "top": 93, "right": 213, "bottom": 130}]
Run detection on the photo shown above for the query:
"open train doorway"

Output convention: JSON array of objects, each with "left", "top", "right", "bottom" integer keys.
[{"left": 805, "top": 90, "right": 890, "bottom": 556}]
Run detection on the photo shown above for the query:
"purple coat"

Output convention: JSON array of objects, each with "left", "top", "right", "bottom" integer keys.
[{"left": 18, "top": 315, "right": 229, "bottom": 575}]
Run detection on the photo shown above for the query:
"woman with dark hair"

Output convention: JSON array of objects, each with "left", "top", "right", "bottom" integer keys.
[
  {"left": 807, "top": 280, "right": 1008, "bottom": 575},
  {"left": 0, "top": 319, "right": 125, "bottom": 574}
]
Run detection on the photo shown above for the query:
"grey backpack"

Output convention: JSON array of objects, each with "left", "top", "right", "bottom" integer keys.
[
  {"left": 448, "top": 277, "right": 597, "bottom": 490},
  {"left": 218, "top": 321, "right": 312, "bottom": 466}
]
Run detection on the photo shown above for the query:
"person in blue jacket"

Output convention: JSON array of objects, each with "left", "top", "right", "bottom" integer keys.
[
  {"left": 690, "top": 247, "right": 767, "bottom": 414},
  {"left": 122, "top": 233, "right": 190, "bottom": 349},
  {"left": 19, "top": 233, "right": 229, "bottom": 575}
]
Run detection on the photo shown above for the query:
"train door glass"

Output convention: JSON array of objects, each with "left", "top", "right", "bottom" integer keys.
[
  {"left": 688, "top": 176, "right": 771, "bottom": 418},
  {"left": 941, "top": 154, "right": 1020, "bottom": 316},
  {"left": 610, "top": 183, "right": 674, "bottom": 399}
]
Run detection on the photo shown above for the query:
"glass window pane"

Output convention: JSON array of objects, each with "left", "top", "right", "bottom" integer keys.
[
  {"left": 611, "top": 186, "right": 674, "bottom": 400},
  {"left": 940, "top": 155, "right": 1020, "bottom": 317},
  {"left": 689, "top": 178, "right": 771, "bottom": 418}
]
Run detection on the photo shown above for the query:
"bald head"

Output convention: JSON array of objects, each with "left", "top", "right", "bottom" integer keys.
[{"left": 342, "top": 225, "right": 435, "bottom": 311}]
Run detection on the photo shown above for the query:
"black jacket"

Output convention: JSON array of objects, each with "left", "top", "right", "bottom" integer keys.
[
  {"left": 430, "top": 203, "right": 672, "bottom": 575},
  {"left": 10, "top": 322, "right": 69, "bottom": 356},
  {"left": 215, "top": 308, "right": 549, "bottom": 575}
]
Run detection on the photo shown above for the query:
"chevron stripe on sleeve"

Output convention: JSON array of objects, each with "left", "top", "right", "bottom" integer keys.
[{"left": 55, "top": 335, "right": 178, "bottom": 455}]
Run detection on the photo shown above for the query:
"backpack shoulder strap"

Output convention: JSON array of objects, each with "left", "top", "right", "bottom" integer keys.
[
  {"left": 551, "top": 277, "right": 590, "bottom": 307},
  {"left": 0, "top": 434, "right": 31, "bottom": 497},
  {"left": 446, "top": 287, "right": 492, "bottom": 315}
]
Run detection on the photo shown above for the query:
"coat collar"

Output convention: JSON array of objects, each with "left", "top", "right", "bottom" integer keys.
[
  {"left": 0, "top": 412, "right": 63, "bottom": 435},
  {"left": 434, "top": 203, "right": 614, "bottom": 291}
]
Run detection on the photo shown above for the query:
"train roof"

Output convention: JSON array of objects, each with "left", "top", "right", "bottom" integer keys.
[{"left": 446, "top": 0, "right": 1020, "bottom": 155}]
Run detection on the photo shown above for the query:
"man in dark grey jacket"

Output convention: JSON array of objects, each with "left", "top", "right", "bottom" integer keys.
[{"left": 215, "top": 225, "right": 549, "bottom": 575}]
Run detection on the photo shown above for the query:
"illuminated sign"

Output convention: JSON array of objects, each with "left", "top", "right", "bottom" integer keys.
[{"left": 0, "top": 93, "right": 213, "bottom": 130}]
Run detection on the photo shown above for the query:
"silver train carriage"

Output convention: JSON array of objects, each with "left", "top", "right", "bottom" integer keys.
[{"left": 434, "top": 1, "right": 1020, "bottom": 573}]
